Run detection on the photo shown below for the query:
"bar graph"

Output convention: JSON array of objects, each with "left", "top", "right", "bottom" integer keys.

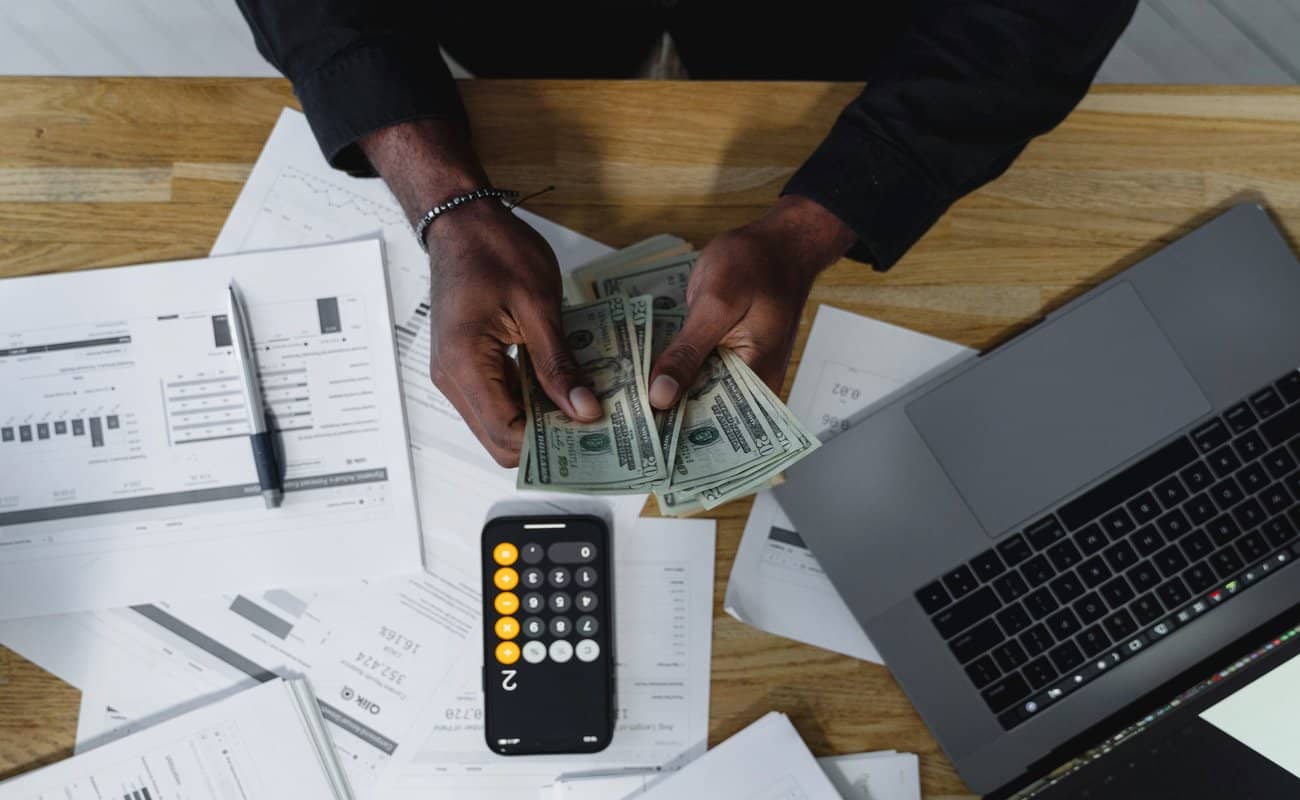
[
  {"left": 0, "top": 411, "right": 133, "bottom": 451},
  {"left": 162, "top": 367, "right": 313, "bottom": 445}
]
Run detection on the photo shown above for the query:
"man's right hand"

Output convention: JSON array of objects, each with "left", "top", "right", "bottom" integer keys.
[{"left": 359, "top": 119, "right": 599, "bottom": 468}]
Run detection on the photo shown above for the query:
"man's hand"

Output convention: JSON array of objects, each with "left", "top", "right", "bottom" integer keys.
[
  {"left": 649, "top": 195, "right": 857, "bottom": 409},
  {"left": 360, "top": 119, "right": 599, "bottom": 468}
]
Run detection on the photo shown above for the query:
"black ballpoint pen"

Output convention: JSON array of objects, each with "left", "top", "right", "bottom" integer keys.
[{"left": 228, "top": 279, "right": 284, "bottom": 509}]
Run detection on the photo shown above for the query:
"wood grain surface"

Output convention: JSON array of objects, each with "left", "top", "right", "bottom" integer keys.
[{"left": 2, "top": 78, "right": 1300, "bottom": 798}]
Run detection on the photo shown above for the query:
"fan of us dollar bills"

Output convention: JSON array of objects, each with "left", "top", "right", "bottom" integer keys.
[{"left": 517, "top": 236, "right": 819, "bottom": 515}]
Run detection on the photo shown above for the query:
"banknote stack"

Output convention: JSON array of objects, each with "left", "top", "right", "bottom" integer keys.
[{"left": 518, "top": 235, "right": 820, "bottom": 515}]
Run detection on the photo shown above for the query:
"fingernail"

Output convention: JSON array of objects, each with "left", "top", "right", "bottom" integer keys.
[
  {"left": 569, "top": 386, "right": 601, "bottom": 419},
  {"left": 650, "top": 375, "right": 679, "bottom": 409}
]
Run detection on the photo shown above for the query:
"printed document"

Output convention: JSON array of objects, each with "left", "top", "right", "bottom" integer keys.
[
  {"left": 0, "top": 239, "right": 422, "bottom": 618},
  {"left": 725, "top": 305, "right": 973, "bottom": 660},
  {"left": 0, "top": 678, "right": 353, "bottom": 799}
]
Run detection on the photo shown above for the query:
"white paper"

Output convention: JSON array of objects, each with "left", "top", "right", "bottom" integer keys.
[
  {"left": 388, "top": 517, "right": 715, "bottom": 798},
  {"left": 635, "top": 712, "right": 841, "bottom": 800},
  {"left": 0, "top": 679, "right": 352, "bottom": 799},
  {"left": 544, "top": 770, "right": 662, "bottom": 799},
  {"left": 0, "top": 239, "right": 423, "bottom": 618},
  {"left": 210, "top": 108, "right": 645, "bottom": 555},
  {"left": 74, "top": 690, "right": 135, "bottom": 755},
  {"left": 1200, "top": 651, "right": 1300, "bottom": 779},
  {"left": 725, "top": 305, "right": 975, "bottom": 661},
  {"left": 818, "top": 751, "right": 921, "bottom": 800}
]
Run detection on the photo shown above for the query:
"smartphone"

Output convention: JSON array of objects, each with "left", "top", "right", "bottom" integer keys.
[{"left": 481, "top": 514, "right": 615, "bottom": 755}]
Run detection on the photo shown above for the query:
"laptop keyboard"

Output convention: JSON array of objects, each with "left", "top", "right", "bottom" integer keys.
[{"left": 916, "top": 369, "right": 1300, "bottom": 731}]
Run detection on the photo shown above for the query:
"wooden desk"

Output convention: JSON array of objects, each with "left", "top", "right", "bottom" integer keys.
[{"left": 2, "top": 79, "right": 1300, "bottom": 797}]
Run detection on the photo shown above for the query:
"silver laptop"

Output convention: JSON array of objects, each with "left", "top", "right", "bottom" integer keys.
[{"left": 775, "top": 203, "right": 1300, "bottom": 795}]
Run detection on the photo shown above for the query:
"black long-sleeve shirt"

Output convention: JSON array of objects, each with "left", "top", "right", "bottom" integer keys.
[{"left": 234, "top": 1, "right": 1135, "bottom": 269}]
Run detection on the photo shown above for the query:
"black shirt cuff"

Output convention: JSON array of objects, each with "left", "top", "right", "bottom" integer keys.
[
  {"left": 782, "top": 115, "right": 949, "bottom": 271},
  {"left": 295, "top": 39, "right": 468, "bottom": 177}
]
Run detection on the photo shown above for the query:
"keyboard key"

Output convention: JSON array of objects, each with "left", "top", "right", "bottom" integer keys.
[
  {"left": 1251, "top": 386, "right": 1285, "bottom": 419},
  {"left": 1207, "top": 514, "right": 1242, "bottom": 547},
  {"left": 1049, "top": 571, "right": 1085, "bottom": 604},
  {"left": 1101, "top": 508, "right": 1136, "bottom": 539},
  {"left": 965, "top": 655, "right": 1001, "bottom": 689},
  {"left": 1131, "top": 526, "right": 1164, "bottom": 557},
  {"left": 993, "top": 639, "right": 1029, "bottom": 672},
  {"left": 1238, "top": 463, "right": 1270, "bottom": 495},
  {"left": 971, "top": 549, "right": 1007, "bottom": 582},
  {"left": 1181, "top": 461, "right": 1215, "bottom": 493},
  {"left": 1074, "top": 592, "right": 1108, "bottom": 625},
  {"left": 1264, "top": 447, "right": 1297, "bottom": 479},
  {"left": 1185, "top": 493, "right": 1218, "bottom": 525},
  {"left": 1049, "top": 640, "right": 1085, "bottom": 674},
  {"left": 1025, "top": 516, "right": 1066, "bottom": 550},
  {"left": 1237, "top": 530, "right": 1270, "bottom": 562},
  {"left": 1024, "top": 588, "right": 1059, "bottom": 620},
  {"left": 1225, "top": 402, "right": 1258, "bottom": 434},
  {"left": 1021, "top": 555, "right": 1056, "bottom": 587},
  {"left": 1156, "top": 508, "right": 1192, "bottom": 540},
  {"left": 1157, "top": 576, "right": 1191, "bottom": 609},
  {"left": 1127, "top": 561, "right": 1161, "bottom": 593},
  {"left": 1103, "top": 608, "right": 1138, "bottom": 641},
  {"left": 982, "top": 672, "right": 1031, "bottom": 713},
  {"left": 1046, "top": 608, "right": 1082, "bottom": 640},
  {"left": 997, "top": 603, "right": 1032, "bottom": 637},
  {"left": 1234, "top": 431, "right": 1268, "bottom": 463},
  {"left": 1103, "top": 540, "right": 1139, "bottom": 572},
  {"left": 1262, "top": 483, "right": 1293, "bottom": 516},
  {"left": 942, "top": 565, "right": 980, "bottom": 599},
  {"left": 1192, "top": 419, "right": 1230, "bottom": 453},
  {"left": 1211, "top": 547, "right": 1245, "bottom": 580},
  {"left": 997, "top": 533, "right": 1033, "bottom": 566},
  {"left": 1153, "top": 477, "right": 1190, "bottom": 509},
  {"left": 994, "top": 571, "right": 1030, "bottom": 603},
  {"left": 1212, "top": 477, "right": 1245, "bottom": 509},
  {"left": 1100, "top": 575, "right": 1135, "bottom": 608},
  {"left": 1185, "top": 561, "right": 1217, "bottom": 592},
  {"left": 1208, "top": 445, "right": 1242, "bottom": 479},
  {"left": 1023, "top": 656, "right": 1058, "bottom": 689},
  {"left": 951, "top": 619, "right": 1005, "bottom": 663},
  {"left": 1181, "top": 529, "right": 1214, "bottom": 561},
  {"left": 1288, "top": 471, "right": 1300, "bottom": 501},
  {"left": 1132, "top": 593, "right": 1163, "bottom": 625},
  {"left": 1047, "top": 540, "right": 1083, "bottom": 571},
  {"left": 1233, "top": 497, "right": 1267, "bottom": 530},
  {"left": 1074, "top": 523, "right": 1109, "bottom": 555},
  {"left": 1127, "top": 492, "right": 1161, "bottom": 524},
  {"left": 1154, "top": 544, "right": 1189, "bottom": 577},
  {"left": 1059, "top": 438, "right": 1197, "bottom": 531},
  {"left": 1077, "top": 625, "right": 1111, "bottom": 657},
  {"left": 1278, "top": 371, "right": 1300, "bottom": 404},
  {"left": 1264, "top": 515, "right": 1297, "bottom": 548},
  {"left": 1021, "top": 624, "right": 1054, "bottom": 656},
  {"left": 1261, "top": 404, "right": 1300, "bottom": 448},
  {"left": 932, "top": 587, "right": 1000, "bottom": 638},
  {"left": 1078, "top": 555, "right": 1112, "bottom": 587}
]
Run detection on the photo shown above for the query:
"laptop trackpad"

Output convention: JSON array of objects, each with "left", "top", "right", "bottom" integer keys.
[{"left": 906, "top": 282, "right": 1210, "bottom": 537}]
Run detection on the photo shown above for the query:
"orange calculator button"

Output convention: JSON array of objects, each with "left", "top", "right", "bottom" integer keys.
[
  {"left": 495, "top": 641, "right": 520, "bottom": 665},
  {"left": 494, "top": 616, "right": 519, "bottom": 640},
  {"left": 493, "top": 591, "right": 519, "bottom": 615},
  {"left": 493, "top": 542, "right": 518, "bottom": 566},
  {"left": 494, "top": 567, "right": 519, "bottom": 591}
]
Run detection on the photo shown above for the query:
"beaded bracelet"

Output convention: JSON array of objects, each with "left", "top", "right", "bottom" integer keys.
[{"left": 414, "top": 187, "right": 520, "bottom": 253}]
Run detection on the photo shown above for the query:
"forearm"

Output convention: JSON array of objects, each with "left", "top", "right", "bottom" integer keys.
[{"left": 359, "top": 119, "right": 491, "bottom": 227}]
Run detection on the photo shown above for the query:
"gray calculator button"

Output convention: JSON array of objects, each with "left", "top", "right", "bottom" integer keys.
[
  {"left": 575, "top": 591, "right": 598, "bottom": 612},
  {"left": 547, "top": 542, "right": 597, "bottom": 564},
  {"left": 576, "top": 615, "right": 599, "bottom": 636},
  {"left": 522, "top": 617, "right": 545, "bottom": 638},
  {"left": 522, "top": 640, "right": 547, "bottom": 664},
  {"left": 549, "top": 616, "right": 571, "bottom": 638},
  {"left": 521, "top": 568, "right": 544, "bottom": 589},
  {"left": 522, "top": 592, "right": 545, "bottom": 613},
  {"left": 548, "top": 592, "right": 571, "bottom": 613},
  {"left": 549, "top": 639, "right": 574, "bottom": 663},
  {"left": 548, "top": 567, "right": 571, "bottom": 588},
  {"left": 575, "top": 639, "right": 600, "bottom": 663},
  {"left": 575, "top": 566, "right": 597, "bottom": 587},
  {"left": 521, "top": 543, "right": 545, "bottom": 564}
]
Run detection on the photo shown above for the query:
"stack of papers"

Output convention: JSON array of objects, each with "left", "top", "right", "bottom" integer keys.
[{"left": 1, "top": 679, "right": 354, "bottom": 799}]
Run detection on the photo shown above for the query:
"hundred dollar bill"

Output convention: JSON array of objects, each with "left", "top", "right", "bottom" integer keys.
[
  {"left": 518, "top": 295, "right": 667, "bottom": 493},
  {"left": 569, "top": 235, "right": 693, "bottom": 303}
]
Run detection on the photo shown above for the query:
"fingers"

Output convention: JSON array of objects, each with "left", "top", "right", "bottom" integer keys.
[
  {"left": 649, "top": 294, "right": 738, "bottom": 410},
  {"left": 516, "top": 303, "right": 601, "bottom": 423},
  {"left": 431, "top": 335, "right": 526, "bottom": 468}
]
